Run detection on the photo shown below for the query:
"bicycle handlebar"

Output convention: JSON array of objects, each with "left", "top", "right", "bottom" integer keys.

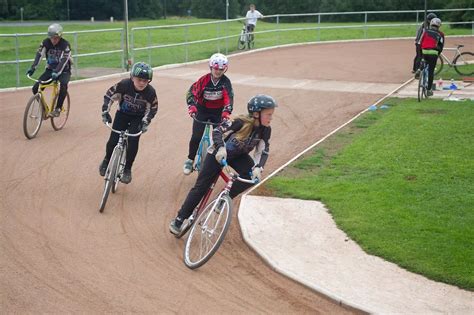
[
  {"left": 192, "top": 115, "right": 221, "bottom": 127},
  {"left": 26, "top": 74, "right": 53, "bottom": 84},
  {"left": 221, "top": 159, "right": 259, "bottom": 184},
  {"left": 105, "top": 122, "right": 143, "bottom": 137}
]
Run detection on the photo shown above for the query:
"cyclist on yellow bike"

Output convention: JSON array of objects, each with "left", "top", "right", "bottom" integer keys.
[
  {"left": 170, "top": 94, "right": 277, "bottom": 235},
  {"left": 99, "top": 62, "right": 158, "bottom": 184},
  {"left": 26, "top": 23, "right": 71, "bottom": 117}
]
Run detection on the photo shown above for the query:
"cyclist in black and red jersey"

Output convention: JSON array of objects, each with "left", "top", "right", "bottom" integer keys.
[
  {"left": 170, "top": 94, "right": 277, "bottom": 235},
  {"left": 99, "top": 62, "right": 158, "bottom": 184},
  {"left": 26, "top": 23, "right": 71, "bottom": 117},
  {"left": 182, "top": 53, "right": 234, "bottom": 175},
  {"left": 420, "top": 18, "right": 445, "bottom": 96},
  {"left": 413, "top": 12, "right": 437, "bottom": 76}
]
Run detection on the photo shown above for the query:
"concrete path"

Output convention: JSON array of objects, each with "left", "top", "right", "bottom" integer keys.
[
  {"left": 394, "top": 79, "right": 474, "bottom": 101},
  {"left": 239, "top": 196, "right": 474, "bottom": 314}
]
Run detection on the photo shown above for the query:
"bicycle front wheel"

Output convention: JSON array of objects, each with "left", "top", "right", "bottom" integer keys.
[
  {"left": 184, "top": 195, "right": 232, "bottom": 269},
  {"left": 434, "top": 55, "right": 444, "bottom": 75},
  {"left": 196, "top": 140, "right": 209, "bottom": 173},
  {"left": 417, "top": 70, "right": 425, "bottom": 102},
  {"left": 237, "top": 35, "right": 246, "bottom": 50},
  {"left": 23, "top": 94, "right": 44, "bottom": 139},
  {"left": 453, "top": 52, "right": 474, "bottom": 76},
  {"left": 112, "top": 145, "right": 126, "bottom": 194},
  {"left": 99, "top": 149, "right": 120, "bottom": 213},
  {"left": 51, "top": 92, "right": 70, "bottom": 131}
]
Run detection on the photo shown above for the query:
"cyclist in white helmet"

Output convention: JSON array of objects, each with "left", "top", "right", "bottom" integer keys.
[
  {"left": 26, "top": 23, "right": 71, "bottom": 117},
  {"left": 420, "top": 17, "right": 445, "bottom": 96},
  {"left": 413, "top": 12, "right": 437, "bottom": 76},
  {"left": 182, "top": 53, "right": 234, "bottom": 175}
]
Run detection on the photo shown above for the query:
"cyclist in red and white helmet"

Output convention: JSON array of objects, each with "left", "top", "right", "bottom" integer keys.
[
  {"left": 420, "top": 17, "right": 445, "bottom": 96},
  {"left": 182, "top": 53, "right": 234, "bottom": 175}
]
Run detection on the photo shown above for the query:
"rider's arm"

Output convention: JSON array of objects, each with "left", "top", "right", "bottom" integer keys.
[
  {"left": 212, "top": 119, "right": 243, "bottom": 149},
  {"left": 438, "top": 32, "right": 445, "bottom": 53},
  {"left": 415, "top": 24, "right": 424, "bottom": 44},
  {"left": 102, "top": 80, "right": 125, "bottom": 112},
  {"left": 143, "top": 89, "right": 158, "bottom": 123},
  {"left": 31, "top": 40, "right": 47, "bottom": 69},
  {"left": 222, "top": 77, "right": 234, "bottom": 115},
  {"left": 53, "top": 40, "right": 71, "bottom": 75},
  {"left": 255, "top": 127, "right": 271, "bottom": 168}
]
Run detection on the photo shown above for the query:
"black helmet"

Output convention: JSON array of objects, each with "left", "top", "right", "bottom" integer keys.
[
  {"left": 130, "top": 62, "right": 153, "bottom": 81},
  {"left": 247, "top": 94, "right": 278, "bottom": 114},
  {"left": 426, "top": 13, "right": 437, "bottom": 21}
]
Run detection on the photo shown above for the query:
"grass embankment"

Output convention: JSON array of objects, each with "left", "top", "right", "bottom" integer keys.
[
  {"left": 260, "top": 98, "right": 474, "bottom": 290},
  {"left": 1, "top": 19, "right": 471, "bottom": 88}
]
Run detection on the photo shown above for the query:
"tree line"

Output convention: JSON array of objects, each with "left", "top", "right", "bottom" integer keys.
[{"left": 1, "top": 0, "right": 471, "bottom": 23}]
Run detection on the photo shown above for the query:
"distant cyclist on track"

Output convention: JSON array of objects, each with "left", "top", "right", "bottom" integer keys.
[
  {"left": 99, "top": 62, "right": 158, "bottom": 184},
  {"left": 245, "top": 4, "right": 264, "bottom": 42},
  {"left": 170, "top": 94, "right": 277, "bottom": 235},
  {"left": 419, "top": 18, "right": 444, "bottom": 96},
  {"left": 182, "top": 53, "right": 234, "bottom": 176},
  {"left": 413, "top": 12, "right": 437, "bottom": 77},
  {"left": 26, "top": 23, "right": 71, "bottom": 118}
]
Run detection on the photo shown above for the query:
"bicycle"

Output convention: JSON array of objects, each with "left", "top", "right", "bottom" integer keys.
[
  {"left": 174, "top": 160, "right": 257, "bottom": 269},
  {"left": 192, "top": 116, "right": 220, "bottom": 173},
  {"left": 23, "top": 74, "right": 71, "bottom": 139},
  {"left": 434, "top": 45, "right": 473, "bottom": 76},
  {"left": 99, "top": 122, "right": 142, "bottom": 213},
  {"left": 237, "top": 24, "right": 255, "bottom": 50},
  {"left": 418, "top": 59, "right": 430, "bottom": 102}
]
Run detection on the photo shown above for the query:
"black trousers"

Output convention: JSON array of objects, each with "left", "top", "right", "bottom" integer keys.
[
  {"left": 178, "top": 153, "right": 255, "bottom": 219},
  {"left": 32, "top": 69, "right": 71, "bottom": 110},
  {"left": 423, "top": 54, "right": 438, "bottom": 91},
  {"left": 105, "top": 111, "right": 142, "bottom": 169},
  {"left": 187, "top": 108, "right": 222, "bottom": 160},
  {"left": 413, "top": 44, "right": 422, "bottom": 72}
]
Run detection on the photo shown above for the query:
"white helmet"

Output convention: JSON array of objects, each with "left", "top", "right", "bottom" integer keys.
[
  {"left": 209, "top": 53, "right": 228, "bottom": 71},
  {"left": 48, "top": 23, "right": 63, "bottom": 38},
  {"left": 430, "top": 18, "right": 442, "bottom": 28}
]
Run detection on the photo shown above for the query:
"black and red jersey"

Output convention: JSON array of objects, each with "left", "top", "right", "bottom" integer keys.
[
  {"left": 420, "top": 28, "right": 445, "bottom": 53},
  {"left": 32, "top": 38, "right": 72, "bottom": 74},
  {"left": 102, "top": 78, "right": 158, "bottom": 122},
  {"left": 186, "top": 73, "right": 233, "bottom": 114}
]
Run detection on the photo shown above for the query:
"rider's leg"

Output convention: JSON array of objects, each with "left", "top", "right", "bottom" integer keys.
[
  {"left": 177, "top": 156, "right": 222, "bottom": 220},
  {"left": 425, "top": 54, "right": 438, "bottom": 91},
  {"left": 124, "top": 115, "right": 143, "bottom": 170},
  {"left": 228, "top": 154, "right": 256, "bottom": 199},
  {"left": 56, "top": 71, "right": 71, "bottom": 110},
  {"left": 104, "top": 111, "right": 130, "bottom": 161},
  {"left": 32, "top": 70, "right": 52, "bottom": 94}
]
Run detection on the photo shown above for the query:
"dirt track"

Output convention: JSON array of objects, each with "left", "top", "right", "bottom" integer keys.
[{"left": 1, "top": 38, "right": 471, "bottom": 313}]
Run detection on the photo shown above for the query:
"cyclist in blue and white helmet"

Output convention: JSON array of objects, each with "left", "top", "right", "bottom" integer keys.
[{"left": 169, "top": 94, "right": 278, "bottom": 236}]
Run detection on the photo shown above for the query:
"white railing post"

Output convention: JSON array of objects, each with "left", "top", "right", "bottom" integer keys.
[
  {"left": 73, "top": 32, "right": 78, "bottom": 79},
  {"left": 15, "top": 34, "right": 20, "bottom": 87},
  {"left": 364, "top": 12, "right": 368, "bottom": 38},
  {"left": 148, "top": 29, "right": 152, "bottom": 65},
  {"left": 317, "top": 13, "right": 321, "bottom": 41}
]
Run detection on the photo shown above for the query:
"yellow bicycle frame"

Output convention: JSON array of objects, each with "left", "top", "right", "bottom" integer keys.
[{"left": 37, "top": 81, "right": 59, "bottom": 116}]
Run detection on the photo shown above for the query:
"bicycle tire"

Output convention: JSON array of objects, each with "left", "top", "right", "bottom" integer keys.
[
  {"left": 51, "top": 92, "right": 70, "bottom": 131},
  {"left": 248, "top": 36, "right": 255, "bottom": 50},
  {"left": 184, "top": 195, "right": 232, "bottom": 269},
  {"left": 237, "top": 36, "right": 246, "bottom": 50},
  {"left": 112, "top": 145, "right": 126, "bottom": 194},
  {"left": 417, "top": 68, "right": 424, "bottom": 102},
  {"left": 23, "top": 94, "right": 44, "bottom": 139},
  {"left": 434, "top": 55, "right": 444, "bottom": 75},
  {"left": 453, "top": 52, "right": 474, "bottom": 76},
  {"left": 99, "top": 149, "right": 119, "bottom": 213}
]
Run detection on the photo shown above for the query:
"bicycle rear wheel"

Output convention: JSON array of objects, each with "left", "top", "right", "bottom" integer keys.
[
  {"left": 51, "top": 92, "right": 70, "bottom": 130},
  {"left": 99, "top": 149, "right": 119, "bottom": 213},
  {"left": 23, "top": 94, "right": 44, "bottom": 139},
  {"left": 417, "top": 69, "right": 425, "bottom": 102},
  {"left": 184, "top": 195, "right": 232, "bottom": 269},
  {"left": 434, "top": 55, "right": 444, "bottom": 75},
  {"left": 453, "top": 52, "right": 474, "bottom": 76},
  {"left": 237, "top": 30, "right": 246, "bottom": 50},
  {"left": 248, "top": 36, "right": 255, "bottom": 50}
]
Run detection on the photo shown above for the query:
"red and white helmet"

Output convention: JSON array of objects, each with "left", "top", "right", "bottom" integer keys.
[{"left": 209, "top": 53, "right": 228, "bottom": 71}]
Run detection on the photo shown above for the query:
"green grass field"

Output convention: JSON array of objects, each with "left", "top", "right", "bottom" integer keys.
[
  {"left": 1, "top": 19, "right": 471, "bottom": 88},
  {"left": 258, "top": 98, "right": 474, "bottom": 290}
]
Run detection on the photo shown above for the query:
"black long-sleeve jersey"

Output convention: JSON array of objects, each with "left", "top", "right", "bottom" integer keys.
[
  {"left": 212, "top": 118, "right": 271, "bottom": 168},
  {"left": 102, "top": 79, "right": 158, "bottom": 122},
  {"left": 31, "top": 38, "right": 72, "bottom": 74}
]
